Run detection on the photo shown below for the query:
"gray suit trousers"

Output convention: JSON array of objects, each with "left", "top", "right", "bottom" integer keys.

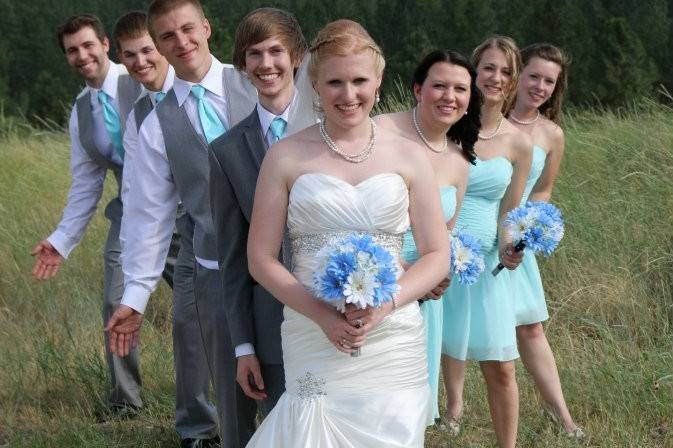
[
  {"left": 173, "top": 213, "right": 218, "bottom": 439},
  {"left": 101, "top": 199, "right": 142, "bottom": 408}
]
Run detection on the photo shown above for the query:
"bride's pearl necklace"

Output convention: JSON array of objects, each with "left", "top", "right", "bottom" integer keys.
[
  {"left": 412, "top": 107, "right": 448, "bottom": 153},
  {"left": 510, "top": 109, "right": 540, "bottom": 125},
  {"left": 478, "top": 113, "right": 504, "bottom": 140},
  {"left": 319, "top": 118, "right": 377, "bottom": 164}
]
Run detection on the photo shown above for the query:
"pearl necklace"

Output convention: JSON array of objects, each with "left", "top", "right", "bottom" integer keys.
[
  {"left": 319, "top": 118, "right": 376, "bottom": 163},
  {"left": 412, "top": 107, "right": 448, "bottom": 153},
  {"left": 478, "top": 114, "right": 504, "bottom": 140},
  {"left": 510, "top": 110, "right": 540, "bottom": 125}
]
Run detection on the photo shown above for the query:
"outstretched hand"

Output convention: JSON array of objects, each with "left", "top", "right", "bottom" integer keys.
[
  {"left": 105, "top": 305, "right": 144, "bottom": 357},
  {"left": 31, "top": 240, "right": 64, "bottom": 280}
]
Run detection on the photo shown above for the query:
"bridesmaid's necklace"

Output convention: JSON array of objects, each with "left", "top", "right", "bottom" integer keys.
[
  {"left": 319, "top": 118, "right": 377, "bottom": 163},
  {"left": 510, "top": 109, "right": 540, "bottom": 125},
  {"left": 412, "top": 107, "right": 448, "bottom": 153},
  {"left": 478, "top": 113, "right": 504, "bottom": 140}
]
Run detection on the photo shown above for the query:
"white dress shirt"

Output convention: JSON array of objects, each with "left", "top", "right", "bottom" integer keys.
[
  {"left": 120, "top": 66, "right": 176, "bottom": 255},
  {"left": 256, "top": 91, "right": 294, "bottom": 149},
  {"left": 47, "top": 63, "right": 127, "bottom": 258},
  {"left": 121, "top": 56, "right": 235, "bottom": 314}
]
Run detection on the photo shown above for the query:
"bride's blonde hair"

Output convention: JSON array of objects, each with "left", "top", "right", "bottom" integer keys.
[{"left": 308, "top": 19, "right": 385, "bottom": 82}]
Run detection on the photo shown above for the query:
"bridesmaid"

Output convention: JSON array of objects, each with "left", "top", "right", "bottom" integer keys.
[
  {"left": 440, "top": 36, "right": 532, "bottom": 448},
  {"left": 375, "top": 49, "right": 480, "bottom": 423},
  {"left": 508, "top": 43, "right": 585, "bottom": 439}
]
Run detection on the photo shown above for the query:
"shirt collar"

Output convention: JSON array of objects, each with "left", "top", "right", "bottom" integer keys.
[
  {"left": 148, "top": 65, "right": 176, "bottom": 104},
  {"left": 173, "top": 55, "right": 224, "bottom": 106},
  {"left": 90, "top": 62, "right": 122, "bottom": 102},
  {"left": 256, "top": 88, "right": 296, "bottom": 136}
]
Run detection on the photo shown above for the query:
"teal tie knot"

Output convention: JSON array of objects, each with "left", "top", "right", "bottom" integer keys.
[
  {"left": 190, "top": 84, "right": 226, "bottom": 143},
  {"left": 269, "top": 117, "right": 287, "bottom": 143},
  {"left": 97, "top": 90, "right": 124, "bottom": 160},
  {"left": 155, "top": 91, "right": 167, "bottom": 103}
]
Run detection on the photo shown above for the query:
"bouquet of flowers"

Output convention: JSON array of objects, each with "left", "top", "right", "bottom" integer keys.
[
  {"left": 451, "top": 229, "right": 485, "bottom": 285},
  {"left": 492, "top": 201, "right": 565, "bottom": 276},
  {"left": 312, "top": 233, "right": 401, "bottom": 357}
]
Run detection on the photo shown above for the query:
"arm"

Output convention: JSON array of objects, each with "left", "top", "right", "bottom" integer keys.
[
  {"left": 498, "top": 133, "right": 533, "bottom": 268},
  {"left": 32, "top": 108, "right": 107, "bottom": 279},
  {"left": 119, "top": 110, "right": 138, "bottom": 255},
  {"left": 208, "top": 146, "right": 255, "bottom": 350},
  {"left": 528, "top": 126, "right": 565, "bottom": 203},
  {"left": 247, "top": 144, "right": 364, "bottom": 354},
  {"left": 106, "top": 111, "right": 179, "bottom": 355}
]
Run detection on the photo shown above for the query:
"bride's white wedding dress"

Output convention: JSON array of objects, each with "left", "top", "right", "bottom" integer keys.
[{"left": 246, "top": 172, "right": 431, "bottom": 448}]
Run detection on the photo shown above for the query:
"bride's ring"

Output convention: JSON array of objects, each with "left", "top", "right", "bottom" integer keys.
[
  {"left": 340, "top": 338, "right": 348, "bottom": 347},
  {"left": 354, "top": 319, "right": 363, "bottom": 328}
]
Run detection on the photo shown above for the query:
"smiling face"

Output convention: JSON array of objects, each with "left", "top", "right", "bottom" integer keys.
[
  {"left": 244, "top": 37, "right": 296, "bottom": 108},
  {"left": 118, "top": 32, "right": 169, "bottom": 91},
  {"left": 475, "top": 47, "right": 513, "bottom": 106},
  {"left": 517, "top": 56, "right": 561, "bottom": 110},
  {"left": 414, "top": 62, "right": 471, "bottom": 129},
  {"left": 313, "top": 51, "right": 382, "bottom": 130},
  {"left": 62, "top": 26, "right": 110, "bottom": 87},
  {"left": 151, "top": 3, "right": 211, "bottom": 82}
]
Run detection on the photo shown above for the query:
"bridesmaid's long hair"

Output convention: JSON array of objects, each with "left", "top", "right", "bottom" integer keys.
[
  {"left": 520, "top": 43, "right": 569, "bottom": 124},
  {"left": 411, "top": 50, "right": 481, "bottom": 164},
  {"left": 472, "top": 36, "right": 522, "bottom": 116}
]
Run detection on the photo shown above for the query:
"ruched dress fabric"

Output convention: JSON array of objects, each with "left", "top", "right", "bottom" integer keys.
[
  {"left": 441, "top": 157, "right": 520, "bottom": 361},
  {"left": 246, "top": 173, "right": 432, "bottom": 448},
  {"left": 513, "top": 145, "right": 550, "bottom": 325},
  {"left": 401, "top": 186, "right": 456, "bottom": 421}
]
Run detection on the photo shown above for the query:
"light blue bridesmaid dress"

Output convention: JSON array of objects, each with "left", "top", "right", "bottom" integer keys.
[
  {"left": 513, "top": 145, "right": 550, "bottom": 325},
  {"left": 401, "top": 186, "right": 456, "bottom": 421},
  {"left": 441, "top": 157, "right": 519, "bottom": 361}
]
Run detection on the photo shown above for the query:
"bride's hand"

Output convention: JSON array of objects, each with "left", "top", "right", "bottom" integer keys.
[
  {"left": 344, "top": 302, "right": 394, "bottom": 333},
  {"left": 316, "top": 308, "right": 366, "bottom": 354}
]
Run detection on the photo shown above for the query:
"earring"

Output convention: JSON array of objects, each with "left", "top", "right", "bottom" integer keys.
[
  {"left": 375, "top": 92, "right": 380, "bottom": 103},
  {"left": 464, "top": 110, "right": 468, "bottom": 115},
  {"left": 313, "top": 96, "right": 324, "bottom": 114}
]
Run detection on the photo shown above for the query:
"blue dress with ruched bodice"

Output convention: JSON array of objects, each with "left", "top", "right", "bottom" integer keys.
[
  {"left": 441, "top": 157, "right": 519, "bottom": 361},
  {"left": 401, "top": 186, "right": 456, "bottom": 421},
  {"left": 513, "top": 145, "right": 550, "bottom": 325}
]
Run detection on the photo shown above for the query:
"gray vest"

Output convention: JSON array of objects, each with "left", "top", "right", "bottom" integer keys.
[
  {"left": 133, "top": 94, "right": 154, "bottom": 130},
  {"left": 156, "top": 67, "right": 257, "bottom": 262},
  {"left": 75, "top": 73, "right": 141, "bottom": 196}
]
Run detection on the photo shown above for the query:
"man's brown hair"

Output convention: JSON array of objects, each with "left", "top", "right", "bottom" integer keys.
[
  {"left": 113, "top": 11, "right": 149, "bottom": 51},
  {"left": 56, "top": 14, "right": 107, "bottom": 53},
  {"left": 232, "top": 8, "right": 307, "bottom": 71},
  {"left": 147, "top": 0, "right": 205, "bottom": 37}
]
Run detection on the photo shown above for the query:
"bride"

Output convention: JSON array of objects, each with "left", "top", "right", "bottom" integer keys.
[{"left": 246, "top": 19, "right": 450, "bottom": 447}]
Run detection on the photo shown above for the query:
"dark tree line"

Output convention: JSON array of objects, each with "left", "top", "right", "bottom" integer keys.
[{"left": 0, "top": 0, "right": 670, "bottom": 125}]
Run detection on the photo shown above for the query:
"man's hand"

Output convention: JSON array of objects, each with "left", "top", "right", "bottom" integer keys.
[
  {"left": 104, "top": 305, "right": 144, "bottom": 357},
  {"left": 237, "top": 354, "right": 267, "bottom": 400},
  {"left": 31, "top": 240, "right": 64, "bottom": 280}
]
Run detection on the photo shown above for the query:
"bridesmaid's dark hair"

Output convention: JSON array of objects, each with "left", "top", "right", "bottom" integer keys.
[{"left": 411, "top": 50, "right": 481, "bottom": 165}]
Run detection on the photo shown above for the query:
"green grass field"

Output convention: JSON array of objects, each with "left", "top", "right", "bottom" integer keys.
[{"left": 1, "top": 101, "right": 672, "bottom": 447}]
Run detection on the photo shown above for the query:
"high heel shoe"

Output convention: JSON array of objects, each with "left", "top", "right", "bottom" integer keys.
[
  {"left": 438, "top": 414, "right": 461, "bottom": 436},
  {"left": 540, "top": 406, "right": 588, "bottom": 442}
]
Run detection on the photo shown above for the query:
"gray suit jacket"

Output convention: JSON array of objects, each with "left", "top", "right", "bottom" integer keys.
[{"left": 209, "top": 109, "right": 284, "bottom": 366}]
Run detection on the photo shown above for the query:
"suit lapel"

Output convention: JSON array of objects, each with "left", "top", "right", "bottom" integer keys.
[{"left": 242, "top": 111, "right": 267, "bottom": 176}]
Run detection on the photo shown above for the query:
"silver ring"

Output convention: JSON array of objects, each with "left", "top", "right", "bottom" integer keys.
[{"left": 354, "top": 319, "right": 363, "bottom": 328}]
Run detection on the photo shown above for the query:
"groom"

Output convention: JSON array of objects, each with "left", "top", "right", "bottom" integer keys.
[{"left": 208, "top": 7, "right": 314, "bottom": 414}]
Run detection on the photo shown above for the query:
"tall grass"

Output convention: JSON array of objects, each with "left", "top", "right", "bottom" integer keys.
[{"left": 1, "top": 101, "right": 672, "bottom": 447}]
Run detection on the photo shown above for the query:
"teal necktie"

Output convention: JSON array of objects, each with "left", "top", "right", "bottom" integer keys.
[
  {"left": 269, "top": 117, "right": 287, "bottom": 143},
  {"left": 155, "top": 91, "right": 167, "bottom": 104},
  {"left": 190, "top": 84, "right": 226, "bottom": 143},
  {"left": 97, "top": 90, "right": 124, "bottom": 160}
]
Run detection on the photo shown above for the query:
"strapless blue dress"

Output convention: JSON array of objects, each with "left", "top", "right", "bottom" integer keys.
[
  {"left": 441, "top": 157, "right": 519, "bottom": 361},
  {"left": 401, "top": 186, "right": 456, "bottom": 421},
  {"left": 513, "top": 145, "right": 550, "bottom": 325}
]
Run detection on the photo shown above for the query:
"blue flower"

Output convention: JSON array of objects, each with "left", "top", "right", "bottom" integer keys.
[{"left": 451, "top": 229, "right": 485, "bottom": 285}]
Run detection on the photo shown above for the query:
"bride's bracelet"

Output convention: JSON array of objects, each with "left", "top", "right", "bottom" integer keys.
[{"left": 391, "top": 294, "right": 399, "bottom": 312}]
